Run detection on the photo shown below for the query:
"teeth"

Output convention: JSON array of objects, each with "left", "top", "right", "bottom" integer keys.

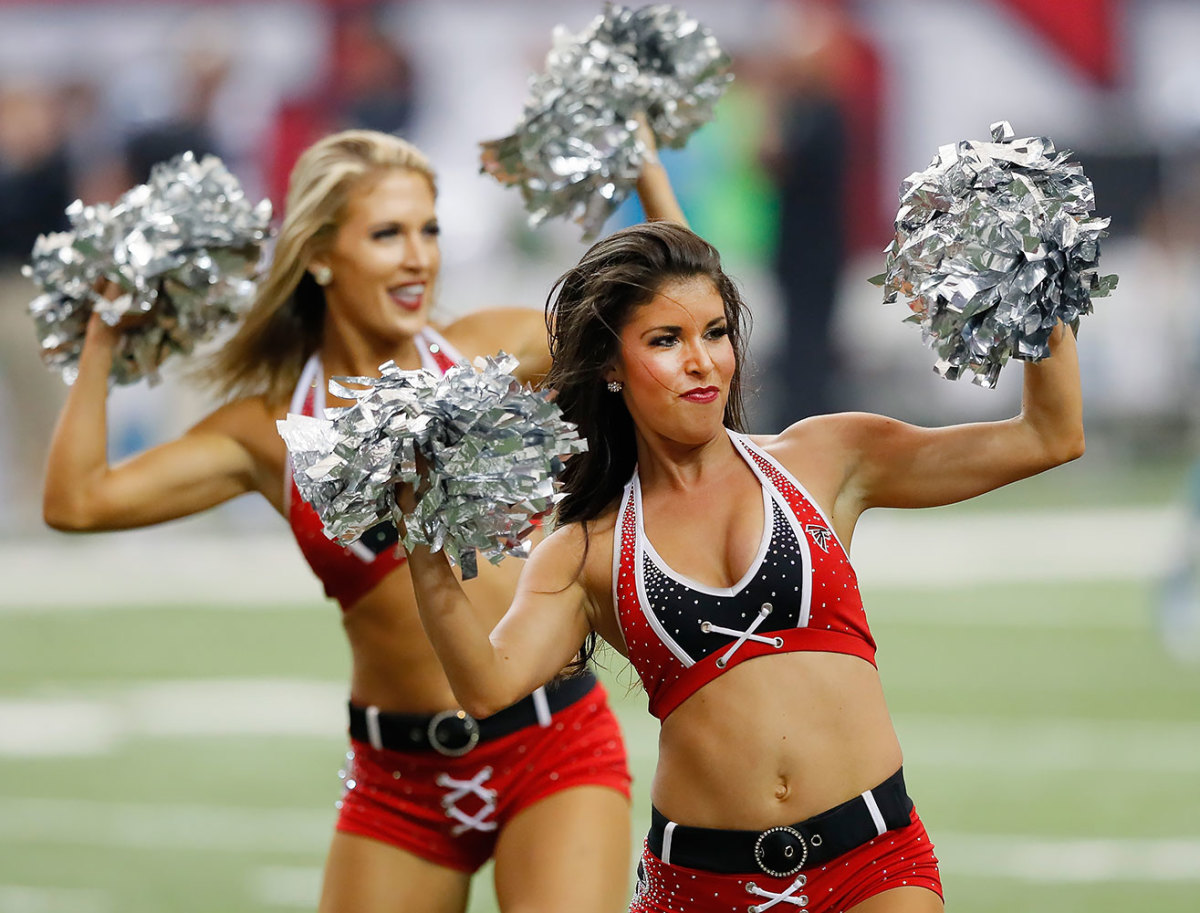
[{"left": 390, "top": 284, "right": 425, "bottom": 307}]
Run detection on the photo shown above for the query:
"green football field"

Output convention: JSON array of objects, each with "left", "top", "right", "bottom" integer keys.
[{"left": 3, "top": 461, "right": 1200, "bottom": 912}]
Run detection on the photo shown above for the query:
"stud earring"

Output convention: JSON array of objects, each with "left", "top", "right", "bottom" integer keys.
[
  {"left": 607, "top": 380, "right": 623, "bottom": 393},
  {"left": 312, "top": 265, "right": 333, "bottom": 286}
]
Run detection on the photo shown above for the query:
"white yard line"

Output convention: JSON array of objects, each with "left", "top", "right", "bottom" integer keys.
[
  {"left": 0, "top": 679, "right": 347, "bottom": 757},
  {"left": 893, "top": 713, "right": 1200, "bottom": 774},
  {"left": 0, "top": 506, "right": 1184, "bottom": 611},
  {"left": 0, "top": 885, "right": 110, "bottom": 913},
  {"left": 1, "top": 796, "right": 1197, "bottom": 885},
  {"left": 850, "top": 505, "right": 1184, "bottom": 588},
  {"left": 867, "top": 600, "right": 1145, "bottom": 630},
  {"left": 0, "top": 531, "right": 326, "bottom": 611},
  {"left": 3, "top": 681, "right": 1200, "bottom": 774},
  {"left": 936, "top": 832, "right": 1200, "bottom": 882},
  {"left": 0, "top": 798, "right": 333, "bottom": 854}
]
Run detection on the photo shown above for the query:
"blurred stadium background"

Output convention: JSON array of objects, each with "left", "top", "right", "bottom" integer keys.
[{"left": 2, "top": 0, "right": 1200, "bottom": 911}]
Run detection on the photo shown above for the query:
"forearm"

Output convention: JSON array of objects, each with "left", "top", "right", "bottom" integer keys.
[
  {"left": 43, "top": 322, "right": 117, "bottom": 529},
  {"left": 1018, "top": 322, "right": 1085, "bottom": 464},
  {"left": 406, "top": 545, "right": 525, "bottom": 717},
  {"left": 633, "top": 115, "right": 687, "bottom": 225},
  {"left": 636, "top": 158, "right": 687, "bottom": 225}
]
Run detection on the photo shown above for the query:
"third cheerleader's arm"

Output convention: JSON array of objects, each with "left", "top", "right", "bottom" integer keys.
[{"left": 634, "top": 115, "right": 688, "bottom": 227}]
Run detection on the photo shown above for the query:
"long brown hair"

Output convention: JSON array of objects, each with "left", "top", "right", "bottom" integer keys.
[
  {"left": 546, "top": 221, "right": 752, "bottom": 527},
  {"left": 205, "top": 129, "right": 436, "bottom": 404}
]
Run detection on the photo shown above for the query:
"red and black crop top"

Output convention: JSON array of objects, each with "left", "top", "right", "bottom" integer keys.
[
  {"left": 612, "top": 430, "right": 877, "bottom": 719},
  {"left": 284, "top": 330, "right": 463, "bottom": 609}
]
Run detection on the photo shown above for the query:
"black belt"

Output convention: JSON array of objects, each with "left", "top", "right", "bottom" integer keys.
[
  {"left": 648, "top": 768, "right": 913, "bottom": 878},
  {"left": 348, "top": 670, "right": 596, "bottom": 757}
]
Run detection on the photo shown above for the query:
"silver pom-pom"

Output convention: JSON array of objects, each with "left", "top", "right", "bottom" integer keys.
[
  {"left": 23, "top": 152, "right": 272, "bottom": 386},
  {"left": 870, "top": 121, "right": 1118, "bottom": 388},
  {"left": 277, "top": 353, "right": 588, "bottom": 580},
  {"left": 481, "top": 3, "right": 732, "bottom": 239}
]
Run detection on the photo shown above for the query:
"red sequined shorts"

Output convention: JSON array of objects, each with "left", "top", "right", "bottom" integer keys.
[
  {"left": 334, "top": 679, "right": 631, "bottom": 873},
  {"left": 630, "top": 807, "right": 942, "bottom": 913}
]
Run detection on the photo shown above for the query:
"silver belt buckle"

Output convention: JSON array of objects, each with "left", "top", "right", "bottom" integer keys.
[
  {"left": 754, "top": 825, "right": 808, "bottom": 878},
  {"left": 426, "top": 709, "right": 480, "bottom": 757}
]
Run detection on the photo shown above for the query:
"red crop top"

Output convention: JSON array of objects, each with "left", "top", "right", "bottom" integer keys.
[
  {"left": 613, "top": 430, "right": 877, "bottom": 719},
  {"left": 285, "top": 330, "right": 462, "bottom": 609}
]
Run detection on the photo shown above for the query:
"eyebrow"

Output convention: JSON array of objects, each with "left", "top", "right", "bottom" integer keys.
[
  {"left": 367, "top": 218, "right": 439, "bottom": 231},
  {"left": 639, "top": 316, "right": 727, "bottom": 339}
]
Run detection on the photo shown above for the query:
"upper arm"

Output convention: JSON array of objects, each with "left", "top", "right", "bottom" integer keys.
[
  {"left": 825, "top": 411, "right": 1069, "bottom": 514},
  {"left": 59, "top": 403, "right": 271, "bottom": 531},
  {"left": 767, "top": 325, "right": 1083, "bottom": 530},
  {"left": 485, "top": 524, "right": 597, "bottom": 695},
  {"left": 806, "top": 325, "right": 1083, "bottom": 517}
]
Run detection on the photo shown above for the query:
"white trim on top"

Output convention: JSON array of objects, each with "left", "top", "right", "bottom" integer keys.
[
  {"left": 416, "top": 327, "right": 467, "bottom": 370},
  {"left": 282, "top": 354, "right": 324, "bottom": 511},
  {"left": 290, "top": 353, "right": 323, "bottom": 417},
  {"left": 630, "top": 478, "right": 695, "bottom": 669},
  {"left": 284, "top": 352, "right": 376, "bottom": 563},
  {"left": 610, "top": 481, "right": 635, "bottom": 657},
  {"left": 635, "top": 472, "right": 773, "bottom": 599},
  {"left": 729, "top": 430, "right": 851, "bottom": 557},
  {"left": 728, "top": 430, "right": 815, "bottom": 628}
]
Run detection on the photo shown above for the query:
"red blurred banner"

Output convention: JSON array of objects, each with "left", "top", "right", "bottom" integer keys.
[{"left": 993, "top": 0, "right": 1119, "bottom": 86}]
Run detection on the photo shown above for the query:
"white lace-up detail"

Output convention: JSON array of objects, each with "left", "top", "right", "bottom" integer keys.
[
  {"left": 745, "top": 874, "right": 808, "bottom": 911},
  {"left": 701, "top": 602, "right": 785, "bottom": 668},
  {"left": 436, "top": 766, "right": 498, "bottom": 835}
]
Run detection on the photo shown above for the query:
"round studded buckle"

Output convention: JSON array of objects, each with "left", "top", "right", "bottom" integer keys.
[
  {"left": 426, "top": 710, "right": 480, "bottom": 757},
  {"left": 753, "top": 825, "right": 808, "bottom": 878}
]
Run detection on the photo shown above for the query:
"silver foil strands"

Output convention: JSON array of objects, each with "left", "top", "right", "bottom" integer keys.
[
  {"left": 481, "top": 3, "right": 732, "bottom": 239},
  {"left": 871, "top": 121, "right": 1118, "bottom": 387},
  {"left": 23, "top": 152, "right": 272, "bottom": 385},
  {"left": 277, "top": 353, "right": 588, "bottom": 580}
]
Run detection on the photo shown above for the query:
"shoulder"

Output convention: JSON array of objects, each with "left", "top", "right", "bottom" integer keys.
[
  {"left": 539, "top": 510, "right": 618, "bottom": 568},
  {"left": 441, "top": 307, "right": 544, "bottom": 358},
  {"left": 753, "top": 412, "right": 904, "bottom": 465},
  {"left": 192, "top": 394, "right": 281, "bottom": 434},
  {"left": 189, "top": 394, "right": 288, "bottom": 467},
  {"left": 746, "top": 414, "right": 904, "bottom": 520},
  {"left": 441, "top": 307, "right": 550, "bottom": 386},
  {"left": 526, "top": 509, "right": 619, "bottom": 590}
]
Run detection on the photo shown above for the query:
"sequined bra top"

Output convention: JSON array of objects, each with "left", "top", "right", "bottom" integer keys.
[
  {"left": 285, "top": 329, "right": 463, "bottom": 609},
  {"left": 613, "top": 430, "right": 877, "bottom": 719}
]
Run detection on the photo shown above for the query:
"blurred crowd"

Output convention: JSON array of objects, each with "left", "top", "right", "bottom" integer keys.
[{"left": 3, "top": 0, "right": 1200, "bottom": 535}]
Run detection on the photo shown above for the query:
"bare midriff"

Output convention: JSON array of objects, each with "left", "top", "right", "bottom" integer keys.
[
  {"left": 653, "top": 650, "right": 902, "bottom": 829},
  {"left": 340, "top": 552, "right": 527, "bottom": 713}
]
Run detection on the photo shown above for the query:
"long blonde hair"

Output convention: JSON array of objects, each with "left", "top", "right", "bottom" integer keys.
[{"left": 206, "top": 129, "right": 437, "bottom": 405}]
